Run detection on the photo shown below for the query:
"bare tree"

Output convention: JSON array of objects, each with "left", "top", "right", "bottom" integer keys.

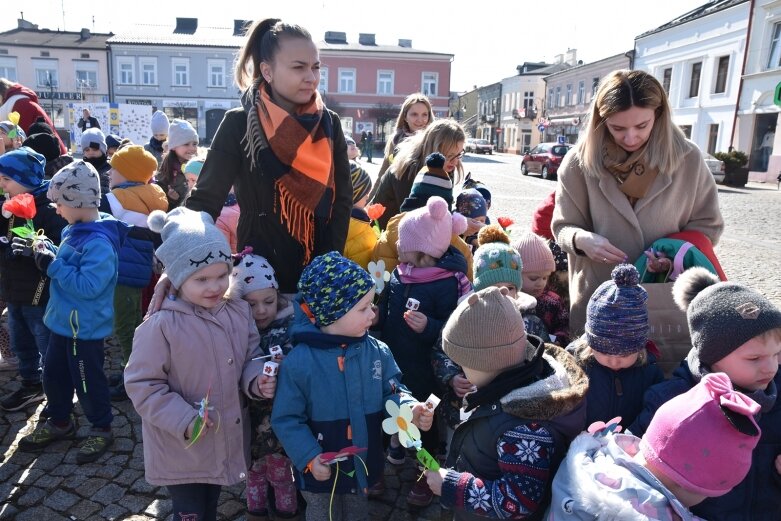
[{"left": 369, "top": 102, "right": 399, "bottom": 144}]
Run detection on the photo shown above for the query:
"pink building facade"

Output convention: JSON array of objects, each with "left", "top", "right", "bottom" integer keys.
[{"left": 317, "top": 32, "right": 453, "bottom": 145}]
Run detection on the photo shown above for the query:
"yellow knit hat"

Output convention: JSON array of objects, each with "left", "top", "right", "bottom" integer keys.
[{"left": 110, "top": 145, "right": 158, "bottom": 183}]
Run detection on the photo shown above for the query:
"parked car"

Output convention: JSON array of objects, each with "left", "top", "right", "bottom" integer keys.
[
  {"left": 465, "top": 138, "right": 477, "bottom": 153},
  {"left": 521, "top": 143, "right": 573, "bottom": 180},
  {"left": 471, "top": 139, "right": 494, "bottom": 155},
  {"left": 702, "top": 153, "right": 725, "bottom": 184}
]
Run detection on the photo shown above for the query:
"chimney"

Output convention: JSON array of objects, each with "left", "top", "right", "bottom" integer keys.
[
  {"left": 233, "top": 19, "right": 250, "bottom": 36},
  {"left": 565, "top": 48, "right": 578, "bottom": 66},
  {"left": 398, "top": 39, "right": 412, "bottom": 48},
  {"left": 174, "top": 17, "right": 198, "bottom": 34},
  {"left": 358, "top": 33, "right": 376, "bottom": 45},
  {"left": 17, "top": 18, "right": 38, "bottom": 30},
  {"left": 554, "top": 54, "right": 563, "bottom": 64},
  {"left": 324, "top": 31, "right": 347, "bottom": 44},
  {"left": 80, "top": 28, "right": 91, "bottom": 40}
]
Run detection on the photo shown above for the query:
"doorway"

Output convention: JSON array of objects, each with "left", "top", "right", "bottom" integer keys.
[{"left": 749, "top": 113, "right": 778, "bottom": 171}]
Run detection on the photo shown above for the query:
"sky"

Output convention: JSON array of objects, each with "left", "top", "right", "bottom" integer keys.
[{"left": 5, "top": 0, "right": 710, "bottom": 92}]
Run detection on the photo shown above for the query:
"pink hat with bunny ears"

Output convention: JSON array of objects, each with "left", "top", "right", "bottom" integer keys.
[
  {"left": 398, "top": 196, "right": 467, "bottom": 259},
  {"left": 640, "top": 372, "right": 761, "bottom": 497}
]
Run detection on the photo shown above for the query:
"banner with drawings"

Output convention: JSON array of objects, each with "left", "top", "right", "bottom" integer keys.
[{"left": 69, "top": 103, "right": 153, "bottom": 152}]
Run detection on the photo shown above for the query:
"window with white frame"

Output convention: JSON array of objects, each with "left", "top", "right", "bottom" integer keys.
[
  {"left": 688, "top": 61, "right": 702, "bottom": 98},
  {"left": 548, "top": 88, "right": 554, "bottom": 109},
  {"left": 139, "top": 57, "right": 157, "bottom": 85},
  {"left": 555, "top": 86, "right": 561, "bottom": 107},
  {"left": 592, "top": 77, "right": 599, "bottom": 96},
  {"left": 577, "top": 81, "right": 585, "bottom": 105},
  {"left": 339, "top": 68, "right": 355, "bottom": 93},
  {"left": 319, "top": 66, "right": 328, "bottom": 93},
  {"left": 768, "top": 22, "right": 781, "bottom": 70},
  {"left": 0, "top": 57, "right": 17, "bottom": 81},
  {"left": 524, "top": 91, "right": 534, "bottom": 111},
  {"left": 422, "top": 72, "right": 438, "bottom": 97},
  {"left": 714, "top": 56, "right": 729, "bottom": 94},
  {"left": 662, "top": 67, "right": 672, "bottom": 95},
  {"left": 377, "top": 70, "right": 394, "bottom": 95},
  {"left": 172, "top": 57, "right": 190, "bottom": 86},
  {"left": 117, "top": 57, "right": 135, "bottom": 85},
  {"left": 74, "top": 60, "right": 98, "bottom": 89},
  {"left": 34, "top": 59, "right": 59, "bottom": 88},
  {"left": 566, "top": 84, "right": 573, "bottom": 106},
  {"left": 208, "top": 59, "right": 226, "bottom": 88}
]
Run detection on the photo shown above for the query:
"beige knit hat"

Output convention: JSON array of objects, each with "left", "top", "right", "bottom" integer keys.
[
  {"left": 443, "top": 286, "right": 528, "bottom": 372},
  {"left": 513, "top": 232, "right": 555, "bottom": 273}
]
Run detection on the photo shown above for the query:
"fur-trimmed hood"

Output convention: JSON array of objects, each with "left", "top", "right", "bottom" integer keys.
[
  {"left": 498, "top": 342, "right": 589, "bottom": 421},
  {"left": 546, "top": 431, "right": 702, "bottom": 520}
]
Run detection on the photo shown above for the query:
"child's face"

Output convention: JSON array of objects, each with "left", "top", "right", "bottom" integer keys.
[
  {"left": 179, "top": 262, "right": 230, "bottom": 309},
  {"left": 82, "top": 146, "right": 104, "bottom": 159},
  {"left": 185, "top": 173, "right": 198, "bottom": 190},
  {"left": 398, "top": 250, "right": 437, "bottom": 268},
  {"left": 0, "top": 175, "right": 31, "bottom": 197},
  {"left": 245, "top": 287, "right": 278, "bottom": 330},
  {"left": 522, "top": 270, "right": 551, "bottom": 298},
  {"left": 322, "top": 289, "right": 375, "bottom": 337},
  {"left": 55, "top": 203, "right": 84, "bottom": 224},
  {"left": 347, "top": 142, "right": 359, "bottom": 160},
  {"left": 153, "top": 133, "right": 168, "bottom": 142},
  {"left": 593, "top": 351, "right": 639, "bottom": 371},
  {"left": 492, "top": 282, "right": 517, "bottom": 299},
  {"left": 173, "top": 142, "right": 198, "bottom": 163},
  {"left": 108, "top": 167, "right": 127, "bottom": 189},
  {"left": 711, "top": 334, "right": 781, "bottom": 391}
]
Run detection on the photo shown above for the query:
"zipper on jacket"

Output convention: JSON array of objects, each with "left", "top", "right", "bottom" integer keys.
[{"left": 614, "top": 376, "right": 623, "bottom": 397}]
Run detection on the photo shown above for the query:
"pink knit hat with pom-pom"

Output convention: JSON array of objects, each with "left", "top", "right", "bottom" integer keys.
[{"left": 398, "top": 196, "right": 467, "bottom": 259}]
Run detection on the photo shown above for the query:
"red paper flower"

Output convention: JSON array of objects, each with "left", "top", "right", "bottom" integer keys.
[
  {"left": 4, "top": 193, "right": 36, "bottom": 220},
  {"left": 497, "top": 216, "right": 514, "bottom": 229},
  {"left": 365, "top": 203, "right": 386, "bottom": 222}
]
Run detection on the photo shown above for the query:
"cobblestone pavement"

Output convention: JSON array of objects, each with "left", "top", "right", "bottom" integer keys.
[{"left": 1, "top": 152, "right": 779, "bottom": 520}]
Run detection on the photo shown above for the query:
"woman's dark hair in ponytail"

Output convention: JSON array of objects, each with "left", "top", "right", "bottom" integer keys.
[{"left": 234, "top": 18, "right": 312, "bottom": 90}]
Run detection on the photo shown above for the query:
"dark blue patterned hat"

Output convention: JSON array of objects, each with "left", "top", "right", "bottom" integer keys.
[
  {"left": 585, "top": 264, "right": 649, "bottom": 355},
  {"left": 298, "top": 251, "right": 374, "bottom": 327}
]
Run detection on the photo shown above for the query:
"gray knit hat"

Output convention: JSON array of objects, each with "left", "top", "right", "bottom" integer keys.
[
  {"left": 47, "top": 160, "right": 101, "bottom": 208},
  {"left": 167, "top": 119, "right": 198, "bottom": 149},
  {"left": 674, "top": 267, "right": 781, "bottom": 367},
  {"left": 151, "top": 110, "right": 170, "bottom": 135},
  {"left": 443, "top": 286, "right": 528, "bottom": 372},
  {"left": 148, "top": 207, "right": 233, "bottom": 289},
  {"left": 229, "top": 252, "right": 279, "bottom": 299},
  {"left": 81, "top": 128, "right": 106, "bottom": 154}
]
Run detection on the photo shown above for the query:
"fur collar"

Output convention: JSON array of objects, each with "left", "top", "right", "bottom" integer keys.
[{"left": 499, "top": 343, "right": 588, "bottom": 420}]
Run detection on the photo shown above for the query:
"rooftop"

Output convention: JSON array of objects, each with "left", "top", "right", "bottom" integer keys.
[
  {"left": 0, "top": 27, "right": 113, "bottom": 50},
  {"left": 636, "top": 0, "right": 749, "bottom": 39}
]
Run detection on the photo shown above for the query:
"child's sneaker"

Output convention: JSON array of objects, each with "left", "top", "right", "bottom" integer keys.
[
  {"left": 77, "top": 430, "right": 113, "bottom": 464},
  {"left": 1, "top": 382, "right": 44, "bottom": 411},
  {"left": 386, "top": 443, "right": 406, "bottom": 465},
  {"left": 18, "top": 418, "right": 75, "bottom": 450},
  {"left": 407, "top": 478, "right": 434, "bottom": 507}
]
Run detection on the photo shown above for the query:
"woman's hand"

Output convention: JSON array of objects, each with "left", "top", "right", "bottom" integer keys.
[
  {"left": 450, "top": 373, "right": 476, "bottom": 398},
  {"left": 574, "top": 231, "right": 627, "bottom": 265},
  {"left": 145, "top": 273, "right": 176, "bottom": 318}
]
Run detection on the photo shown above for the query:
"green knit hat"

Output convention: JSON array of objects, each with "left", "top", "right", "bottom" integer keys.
[{"left": 473, "top": 225, "right": 523, "bottom": 291}]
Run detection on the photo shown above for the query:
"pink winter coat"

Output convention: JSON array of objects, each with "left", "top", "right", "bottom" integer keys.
[
  {"left": 125, "top": 297, "right": 263, "bottom": 486},
  {"left": 217, "top": 204, "right": 240, "bottom": 253}
]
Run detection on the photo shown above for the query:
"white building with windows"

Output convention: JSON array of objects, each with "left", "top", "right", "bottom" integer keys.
[
  {"left": 735, "top": 0, "right": 781, "bottom": 181},
  {"left": 634, "top": 0, "right": 749, "bottom": 157},
  {"left": 108, "top": 18, "right": 246, "bottom": 143}
]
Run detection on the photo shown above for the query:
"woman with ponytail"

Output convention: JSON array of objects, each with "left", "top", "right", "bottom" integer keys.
[{"left": 184, "top": 19, "right": 352, "bottom": 293}]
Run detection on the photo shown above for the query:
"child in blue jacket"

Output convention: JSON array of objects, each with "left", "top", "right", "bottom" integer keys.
[
  {"left": 271, "top": 252, "right": 433, "bottom": 521},
  {"left": 567, "top": 264, "right": 664, "bottom": 430},
  {"left": 17, "top": 161, "right": 128, "bottom": 463}
]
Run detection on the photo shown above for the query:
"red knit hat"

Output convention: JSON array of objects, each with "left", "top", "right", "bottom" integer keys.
[{"left": 513, "top": 232, "right": 555, "bottom": 273}]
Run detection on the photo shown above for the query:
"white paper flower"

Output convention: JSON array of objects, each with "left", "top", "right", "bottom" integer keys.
[
  {"left": 367, "top": 260, "right": 391, "bottom": 293},
  {"left": 381, "top": 400, "right": 421, "bottom": 449}
]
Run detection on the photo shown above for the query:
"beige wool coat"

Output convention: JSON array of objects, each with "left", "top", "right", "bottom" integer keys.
[{"left": 552, "top": 140, "right": 724, "bottom": 335}]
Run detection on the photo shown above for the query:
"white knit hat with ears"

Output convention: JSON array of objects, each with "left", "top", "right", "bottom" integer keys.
[
  {"left": 148, "top": 207, "right": 232, "bottom": 289},
  {"left": 228, "top": 252, "right": 279, "bottom": 300}
]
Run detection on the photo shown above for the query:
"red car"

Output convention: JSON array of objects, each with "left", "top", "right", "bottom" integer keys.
[{"left": 521, "top": 142, "right": 572, "bottom": 180}]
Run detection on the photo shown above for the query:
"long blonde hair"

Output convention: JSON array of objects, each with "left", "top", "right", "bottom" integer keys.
[
  {"left": 392, "top": 119, "right": 465, "bottom": 182},
  {"left": 578, "top": 69, "right": 688, "bottom": 177},
  {"left": 384, "top": 93, "right": 434, "bottom": 156}
]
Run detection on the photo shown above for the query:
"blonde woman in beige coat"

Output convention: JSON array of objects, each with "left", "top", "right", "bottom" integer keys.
[{"left": 552, "top": 70, "right": 724, "bottom": 335}]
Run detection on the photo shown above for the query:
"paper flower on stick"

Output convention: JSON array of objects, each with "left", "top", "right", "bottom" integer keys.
[
  {"left": 320, "top": 445, "right": 367, "bottom": 465},
  {"left": 367, "top": 260, "right": 391, "bottom": 294},
  {"left": 6, "top": 112, "right": 20, "bottom": 139},
  {"left": 3, "top": 193, "right": 38, "bottom": 238},
  {"left": 365, "top": 203, "right": 386, "bottom": 237},
  {"left": 497, "top": 216, "right": 514, "bottom": 231},
  {"left": 382, "top": 399, "right": 440, "bottom": 471},
  {"left": 187, "top": 385, "right": 221, "bottom": 448}
]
